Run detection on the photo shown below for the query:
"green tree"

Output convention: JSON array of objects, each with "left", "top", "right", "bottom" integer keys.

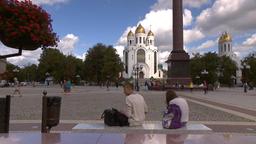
[
  {"left": 190, "top": 52, "right": 219, "bottom": 84},
  {"left": 84, "top": 43, "right": 123, "bottom": 84},
  {"left": 219, "top": 56, "right": 237, "bottom": 86},
  {"left": 190, "top": 53, "right": 203, "bottom": 84},
  {"left": 63, "top": 55, "right": 84, "bottom": 82},
  {"left": 243, "top": 53, "right": 256, "bottom": 85},
  {"left": 18, "top": 64, "right": 38, "bottom": 82},
  {"left": 38, "top": 48, "right": 65, "bottom": 82}
]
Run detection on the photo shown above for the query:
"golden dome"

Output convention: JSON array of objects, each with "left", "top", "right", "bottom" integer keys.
[
  {"left": 135, "top": 24, "right": 145, "bottom": 34},
  {"left": 147, "top": 30, "right": 154, "bottom": 36},
  {"left": 219, "top": 32, "right": 232, "bottom": 43},
  {"left": 127, "top": 30, "right": 134, "bottom": 37}
]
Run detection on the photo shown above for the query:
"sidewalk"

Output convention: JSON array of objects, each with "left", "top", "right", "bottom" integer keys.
[{"left": 177, "top": 87, "right": 256, "bottom": 111}]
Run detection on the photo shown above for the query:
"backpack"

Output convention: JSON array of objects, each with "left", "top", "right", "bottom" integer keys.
[
  {"left": 162, "top": 104, "right": 183, "bottom": 129},
  {"left": 101, "top": 108, "right": 129, "bottom": 127}
]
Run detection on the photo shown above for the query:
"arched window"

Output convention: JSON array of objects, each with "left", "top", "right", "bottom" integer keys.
[
  {"left": 137, "top": 49, "right": 145, "bottom": 63},
  {"left": 136, "top": 37, "right": 138, "bottom": 44},
  {"left": 129, "top": 40, "right": 132, "bottom": 45},
  {"left": 224, "top": 44, "right": 226, "bottom": 52},
  {"left": 139, "top": 37, "right": 142, "bottom": 44}
]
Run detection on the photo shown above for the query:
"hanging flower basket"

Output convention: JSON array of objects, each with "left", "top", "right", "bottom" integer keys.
[{"left": 0, "top": 0, "right": 58, "bottom": 51}]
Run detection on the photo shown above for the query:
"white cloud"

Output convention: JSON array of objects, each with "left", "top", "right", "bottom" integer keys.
[
  {"left": 196, "top": 40, "right": 216, "bottom": 50},
  {"left": 196, "top": 0, "right": 256, "bottom": 34},
  {"left": 233, "top": 33, "right": 256, "bottom": 57},
  {"left": 58, "top": 34, "right": 79, "bottom": 55},
  {"left": 18, "top": 0, "right": 69, "bottom": 5},
  {"left": 1, "top": 34, "right": 79, "bottom": 66},
  {"left": 114, "top": 45, "right": 125, "bottom": 60},
  {"left": 116, "top": 9, "right": 199, "bottom": 53},
  {"left": 242, "top": 34, "right": 256, "bottom": 47},
  {"left": 151, "top": 0, "right": 209, "bottom": 10},
  {"left": 159, "top": 51, "right": 170, "bottom": 64},
  {"left": 184, "top": 29, "right": 205, "bottom": 44}
]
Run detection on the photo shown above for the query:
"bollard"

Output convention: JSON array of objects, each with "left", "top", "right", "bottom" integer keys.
[
  {"left": 41, "top": 91, "right": 61, "bottom": 133},
  {"left": 0, "top": 95, "right": 11, "bottom": 133}
]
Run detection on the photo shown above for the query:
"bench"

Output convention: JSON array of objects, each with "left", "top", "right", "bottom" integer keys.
[{"left": 72, "top": 121, "right": 212, "bottom": 134}]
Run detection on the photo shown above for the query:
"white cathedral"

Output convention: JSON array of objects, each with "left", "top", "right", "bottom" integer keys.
[
  {"left": 123, "top": 24, "right": 163, "bottom": 79},
  {"left": 218, "top": 32, "right": 242, "bottom": 84}
]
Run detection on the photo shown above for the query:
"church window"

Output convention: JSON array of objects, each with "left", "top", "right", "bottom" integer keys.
[
  {"left": 125, "top": 52, "right": 128, "bottom": 73},
  {"left": 137, "top": 49, "right": 145, "bottom": 63},
  {"left": 154, "top": 51, "right": 157, "bottom": 73},
  {"left": 139, "top": 37, "right": 142, "bottom": 44},
  {"left": 136, "top": 37, "right": 138, "bottom": 44},
  {"left": 143, "top": 37, "right": 145, "bottom": 44},
  {"left": 224, "top": 44, "right": 226, "bottom": 52},
  {"left": 150, "top": 40, "right": 152, "bottom": 45},
  {"left": 159, "top": 71, "right": 161, "bottom": 77},
  {"left": 129, "top": 40, "right": 132, "bottom": 45}
]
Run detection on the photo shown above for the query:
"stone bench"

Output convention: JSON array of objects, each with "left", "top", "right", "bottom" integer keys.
[{"left": 72, "top": 121, "right": 212, "bottom": 134}]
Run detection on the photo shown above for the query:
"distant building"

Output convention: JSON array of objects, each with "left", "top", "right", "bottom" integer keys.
[
  {"left": 218, "top": 32, "right": 242, "bottom": 84},
  {"left": 0, "top": 59, "right": 7, "bottom": 80},
  {"left": 123, "top": 24, "right": 163, "bottom": 79}
]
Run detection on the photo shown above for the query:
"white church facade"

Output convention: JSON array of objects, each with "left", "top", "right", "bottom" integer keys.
[
  {"left": 218, "top": 32, "right": 242, "bottom": 84},
  {"left": 123, "top": 24, "right": 163, "bottom": 79}
]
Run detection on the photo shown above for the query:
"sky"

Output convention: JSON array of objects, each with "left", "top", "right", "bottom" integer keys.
[{"left": 1, "top": 0, "right": 256, "bottom": 68}]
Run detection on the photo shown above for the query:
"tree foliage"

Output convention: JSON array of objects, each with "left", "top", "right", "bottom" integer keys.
[
  {"left": 190, "top": 52, "right": 237, "bottom": 85},
  {"left": 37, "top": 48, "right": 84, "bottom": 82},
  {"left": 84, "top": 43, "right": 123, "bottom": 84},
  {"left": 243, "top": 53, "right": 256, "bottom": 85}
]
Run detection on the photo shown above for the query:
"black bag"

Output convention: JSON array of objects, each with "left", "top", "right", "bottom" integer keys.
[{"left": 101, "top": 108, "right": 129, "bottom": 127}]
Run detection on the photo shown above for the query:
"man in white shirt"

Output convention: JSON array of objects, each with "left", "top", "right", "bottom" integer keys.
[{"left": 123, "top": 82, "right": 148, "bottom": 126}]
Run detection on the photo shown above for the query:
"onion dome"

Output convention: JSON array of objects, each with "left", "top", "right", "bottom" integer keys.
[
  {"left": 127, "top": 30, "right": 134, "bottom": 37},
  {"left": 147, "top": 30, "right": 154, "bottom": 36},
  {"left": 135, "top": 24, "right": 145, "bottom": 34},
  {"left": 219, "top": 32, "right": 232, "bottom": 43}
]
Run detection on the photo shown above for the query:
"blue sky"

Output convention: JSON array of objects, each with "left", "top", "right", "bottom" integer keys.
[
  {"left": 42, "top": 0, "right": 156, "bottom": 53},
  {"left": 1, "top": 0, "right": 256, "bottom": 66}
]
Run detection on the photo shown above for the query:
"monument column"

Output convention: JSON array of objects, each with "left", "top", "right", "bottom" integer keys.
[{"left": 166, "top": 0, "right": 191, "bottom": 86}]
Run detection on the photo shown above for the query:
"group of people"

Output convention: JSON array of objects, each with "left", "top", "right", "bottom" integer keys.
[{"left": 122, "top": 82, "right": 189, "bottom": 128}]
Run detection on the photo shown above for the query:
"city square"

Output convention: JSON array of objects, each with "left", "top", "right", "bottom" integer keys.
[
  {"left": 1, "top": 0, "right": 256, "bottom": 143},
  {"left": 0, "top": 85, "right": 255, "bottom": 133}
]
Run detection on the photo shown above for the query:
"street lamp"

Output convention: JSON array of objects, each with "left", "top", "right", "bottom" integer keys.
[
  {"left": 133, "top": 64, "right": 143, "bottom": 91},
  {"left": 201, "top": 69, "right": 208, "bottom": 84},
  {"left": 76, "top": 75, "right": 80, "bottom": 85},
  {"left": 231, "top": 75, "right": 236, "bottom": 86},
  {"left": 195, "top": 75, "right": 200, "bottom": 85},
  {"left": 45, "top": 72, "right": 50, "bottom": 86},
  {"left": 242, "top": 63, "right": 250, "bottom": 83},
  {"left": 13, "top": 68, "right": 19, "bottom": 83}
]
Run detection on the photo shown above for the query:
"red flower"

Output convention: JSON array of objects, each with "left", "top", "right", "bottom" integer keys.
[{"left": 0, "top": 0, "right": 58, "bottom": 50}]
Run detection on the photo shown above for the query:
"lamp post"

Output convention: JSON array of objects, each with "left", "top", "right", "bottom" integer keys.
[
  {"left": 133, "top": 64, "right": 143, "bottom": 91},
  {"left": 201, "top": 69, "right": 209, "bottom": 80},
  {"left": 13, "top": 68, "right": 19, "bottom": 84},
  {"left": 231, "top": 75, "right": 236, "bottom": 86},
  {"left": 76, "top": 75, "right": 80, "bottom": 85},
  {"left": 45, "top": 72, "right": 50, "bottom": 86},
  {"left": 242, "top": 63, "right": 250, "bottom": 83},
  {"left": 195, "top": 75, "right": 200, "bottom": 85},
  {"left": 201, "top": 69, "right": 208, "bottom": 93}
]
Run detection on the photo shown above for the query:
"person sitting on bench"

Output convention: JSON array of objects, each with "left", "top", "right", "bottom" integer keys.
[
  {"left": 123, "top": 82, "right": 148, "bottom": 126},
  {"left": 163, "top": 90, "right": 189, "bottom": 129}
]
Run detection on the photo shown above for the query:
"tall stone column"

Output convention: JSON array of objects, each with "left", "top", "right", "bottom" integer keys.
[{"left": 166, "top": 0, "right": 191, "bottom": 86}]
